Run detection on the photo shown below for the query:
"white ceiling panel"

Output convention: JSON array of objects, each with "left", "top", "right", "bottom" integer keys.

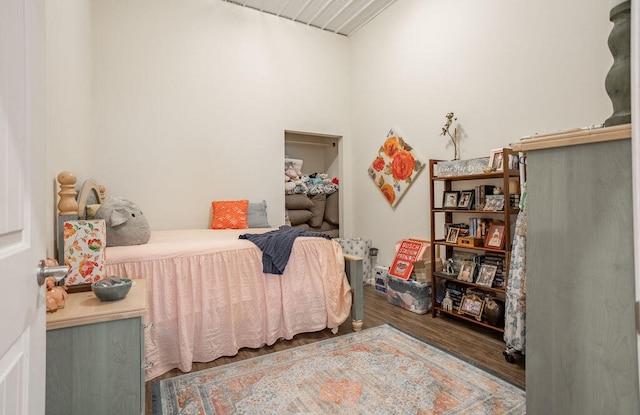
[{"left": 221, "top": 0, "right": 396, "bottom": 37}]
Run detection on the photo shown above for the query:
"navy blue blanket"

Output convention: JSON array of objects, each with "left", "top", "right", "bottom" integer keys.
[{"left": 239, "top": 226, "right": 331, "bottom": 275}]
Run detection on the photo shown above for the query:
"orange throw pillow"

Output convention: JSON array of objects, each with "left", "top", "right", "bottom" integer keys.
[{"left": 211, "top": 200, "right": 249, "bottom": 229}]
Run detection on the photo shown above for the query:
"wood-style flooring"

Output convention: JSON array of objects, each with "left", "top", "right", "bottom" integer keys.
[{"left": 145, "top": 285, "right": 525, "bottom": 413}]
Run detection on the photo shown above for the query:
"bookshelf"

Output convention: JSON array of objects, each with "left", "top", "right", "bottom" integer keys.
[{"left": 428, "top": 148, "right": 522, "bottom": 333}]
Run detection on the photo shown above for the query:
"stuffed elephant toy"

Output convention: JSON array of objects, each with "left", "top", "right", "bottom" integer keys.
[{"left": 93, "top": 197, "right": 151, "bottom": 246}]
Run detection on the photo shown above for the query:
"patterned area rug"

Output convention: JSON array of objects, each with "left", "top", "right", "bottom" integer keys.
[{"left": 152, "top": 324, "right": 525, "bottom": 414}]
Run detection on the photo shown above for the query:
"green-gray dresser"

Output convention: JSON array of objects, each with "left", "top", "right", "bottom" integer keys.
[
  {"left": 513, "top": 124, "right": 639, "bottom": 414},
  {"left": 46, "top": 279, "right": 146, "bottom": 415}
]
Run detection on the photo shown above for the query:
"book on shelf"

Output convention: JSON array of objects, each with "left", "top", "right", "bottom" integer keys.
[
  {"left": 481, "top": 254, "right": 505, "bottom": 269},
  {"left": 466, "top": 287, "right": 493, "bottom": 299},
  {"left": 468, "top": 218, "right": 493, "bottom": 239},
  {"left": 388, "top": 239, "right": 428, "bottom": 280},
  {"left": 482, "top": 253, "right": 505, "bottom": 265},
  {"left": 474, "top": 185, "right": 495, "bottom": 210},
  {"left": 510, "top": 194, "right": 520, "bottom": 208}
]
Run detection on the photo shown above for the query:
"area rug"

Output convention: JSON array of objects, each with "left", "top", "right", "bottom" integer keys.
[{"left": 151, "top": 324, "right": 525, "bottom": 414}]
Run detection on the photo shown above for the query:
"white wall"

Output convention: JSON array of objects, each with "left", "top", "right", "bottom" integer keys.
[
  {"left": 46, "top": 0, "right": 615, "bottom": 266},
  {"left": 46, "top": 0, "right": 93, "bottom": 257},
  {"left": 46, "top": 0, "right": 350, "bottom": 254},
  {"left": 348, "top": 0, "right": 614, "bottom": 265},
  {"left": 90, "top": 0, "right": 350, "bottom": 231}
]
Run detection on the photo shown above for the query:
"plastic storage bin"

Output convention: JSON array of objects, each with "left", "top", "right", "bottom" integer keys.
[{"left": 386, "top": 276, "right": 432, "bottom": 314}]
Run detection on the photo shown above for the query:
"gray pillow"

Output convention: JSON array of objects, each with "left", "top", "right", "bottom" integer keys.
[
  {"left": 324, "top": 191, "right": 339, "bottom": 225},
  {"left": 308, "top": 194, "right": 326, "bottom": 228},
  {"left": 287, "top": 209, "right": 313, "bottom": 226},
  {"left": 247, "top": 200, "right": 270, "bottom": 228},
  {"left": 285, "top": 194, "right": 314, "bottom": 210},
  {"left": 308, "top": 221, "right": 339, "bottom": 238}
]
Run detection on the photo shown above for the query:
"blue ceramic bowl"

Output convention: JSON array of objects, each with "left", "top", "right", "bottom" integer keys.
[{"left": 92, "top": 277, "right": 133, "bottom": 302}]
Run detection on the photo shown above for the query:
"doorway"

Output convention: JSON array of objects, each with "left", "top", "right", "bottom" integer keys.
[{"left": 284, "top": 130, "right": 342, "bottom": 237}]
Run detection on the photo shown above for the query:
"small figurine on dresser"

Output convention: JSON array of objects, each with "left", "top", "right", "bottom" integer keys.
[{"left": 44, "top": 258, "right": 68, "bottom": 312}]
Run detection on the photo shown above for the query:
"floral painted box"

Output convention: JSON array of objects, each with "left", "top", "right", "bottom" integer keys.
[{"left": 63, "top": 220, "right": 106, "bottom": 286}]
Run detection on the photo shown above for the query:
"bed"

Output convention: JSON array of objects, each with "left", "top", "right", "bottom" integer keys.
[{"left": 55, "top": 171, "right": 363, "bottom": 381}]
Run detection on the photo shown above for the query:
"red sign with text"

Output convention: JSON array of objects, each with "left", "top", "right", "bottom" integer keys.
[{"left": 388, "top": 239, "right": 428, "bottom": 280}]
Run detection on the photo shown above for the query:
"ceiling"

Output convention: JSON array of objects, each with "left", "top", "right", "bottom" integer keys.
[{"left": 221, "top": 0, "right": 397, "bottom": 37}]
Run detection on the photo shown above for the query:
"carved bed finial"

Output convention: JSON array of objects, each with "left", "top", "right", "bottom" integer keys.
[
  {"left": 98, "top": 185, "right": 106, "bottom": 202},
  {"left": 57, "top": 171, "right": 78, "bottom": 216}
]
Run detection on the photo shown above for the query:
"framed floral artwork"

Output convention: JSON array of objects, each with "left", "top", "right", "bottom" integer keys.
[{"left": 367, "top": 128, "right": 426, "bottom": 207}]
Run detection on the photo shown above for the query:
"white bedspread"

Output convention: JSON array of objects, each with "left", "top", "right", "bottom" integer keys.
[{"left": 105, "top": 229, "right": 352, "bottom": 380}]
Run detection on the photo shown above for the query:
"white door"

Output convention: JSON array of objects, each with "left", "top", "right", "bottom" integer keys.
[{"left": 0, "top": 0, "right": 47, "bottom": 414}]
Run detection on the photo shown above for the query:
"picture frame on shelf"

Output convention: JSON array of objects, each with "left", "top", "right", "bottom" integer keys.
[
  {"left": 476, "top": 264, "right": 498, "bottom": 287},
  {"left": 446, "top": 227, "right": 460, "bottom": 244},
  {"left": 451, "top": 251, "right": 478, "bottom": 274},
  {"left": 457, "top": 190, "right": 474, "bottom": 209},
  {"left": 458, "top": 293, "right": 484, "bottom": 321},
  {"left": 484, "top": 198, "right": 497, "bottom": 211},
  {"left": 457, "top": 260, "right": 476, "bottom": 282},
  {"left": 488, "top": 149, "right": 504, "bottom": 172},
  {"left": 485, "top": 222, "right": 506, "bottom": 249},
  {"left": 443, "top": 191, "right": 460, "bottom": 209},
  {"left": 483, "top": 194, "right": 505, "bottom": 211}
]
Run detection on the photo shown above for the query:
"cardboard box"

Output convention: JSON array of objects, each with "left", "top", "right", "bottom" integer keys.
[
  {"left": 412, "top": 258, "right": 443, "bottom": 283},
  {"left": 386, "top": 276, "right": 432, "bottom": 314}
]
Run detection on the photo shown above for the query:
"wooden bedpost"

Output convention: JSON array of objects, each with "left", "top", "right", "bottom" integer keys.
[
  {"left": 56, "top": 171, "right": 78, "bottom": 262},
  {"left": 57, "top": 171, "right": 78, "bottom": 216}
]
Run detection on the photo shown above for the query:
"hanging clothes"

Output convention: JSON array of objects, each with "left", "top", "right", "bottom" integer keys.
[{"left": 504, "top": 185, "right": 527, "bottom": 355}]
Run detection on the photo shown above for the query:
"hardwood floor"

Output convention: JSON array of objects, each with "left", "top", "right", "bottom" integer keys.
[{"left": 145, "top": 285, "right": 525, "bottom": 413}]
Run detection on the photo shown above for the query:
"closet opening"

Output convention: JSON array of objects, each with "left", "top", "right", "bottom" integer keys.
[{"left": 284, "top": 130, "right": 342, "bottom": 238}]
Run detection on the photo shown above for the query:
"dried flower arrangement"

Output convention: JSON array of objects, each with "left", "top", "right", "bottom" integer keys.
[{"left": 440, "top": 112, "right": 460, "bottom": 160}]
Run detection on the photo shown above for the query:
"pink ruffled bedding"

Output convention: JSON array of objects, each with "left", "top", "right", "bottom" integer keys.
[{"left": 105, "top": 229, "right": 352, "bottom": 381}]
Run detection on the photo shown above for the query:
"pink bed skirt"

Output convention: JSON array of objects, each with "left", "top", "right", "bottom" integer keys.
[{"left": 105, "top": 229, "right": 352, "bottom": 380}]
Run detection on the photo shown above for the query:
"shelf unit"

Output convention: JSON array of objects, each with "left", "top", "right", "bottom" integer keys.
[{"left": 429, "top": 148, "right": 521, "bottom": 333}]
